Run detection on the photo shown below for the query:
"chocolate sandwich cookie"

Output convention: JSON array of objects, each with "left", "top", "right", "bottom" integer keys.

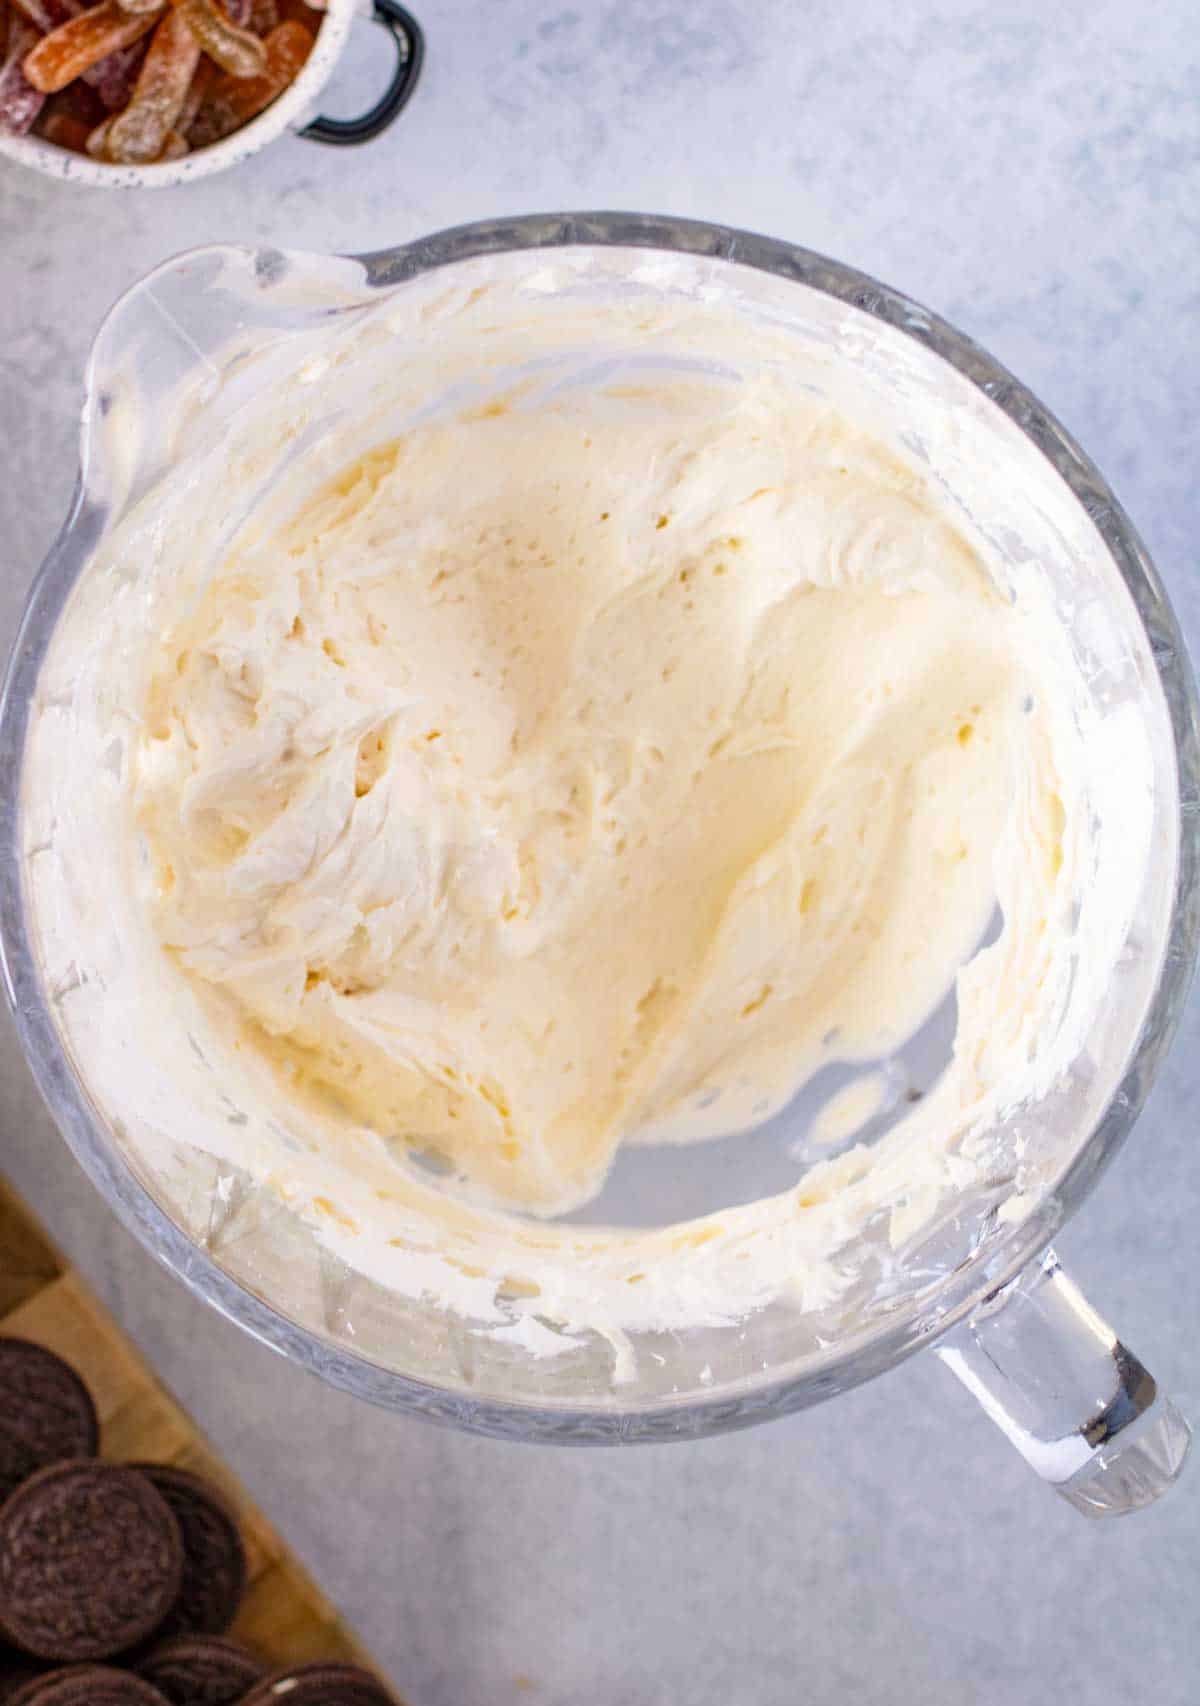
[
  {"left": 0, "top": 1343, "right": 99, "bottom": 1506},
  {"left": 135, "top": 1638, "right": 265, "bottom": 1706},
  {"left": 0, "top": 1643, "right": 42, "bottom": 1706},
  {"left": 237, "top": 1665, "right": 392, "bottom": 1706},
  {"left": 127, "top": 1468, "right": 246, "bottom": 1638},
  {"left": 9, "top": 1668, "right": 172, "bottom": 1706},
  {"left": 0, "top": 1463, "right": 183, "bottom": 1662}
]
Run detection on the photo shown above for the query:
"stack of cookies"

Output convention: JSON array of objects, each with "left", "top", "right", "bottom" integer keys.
[{"left": 0, "top": 1340, "right": 391, "bottom": 1706}]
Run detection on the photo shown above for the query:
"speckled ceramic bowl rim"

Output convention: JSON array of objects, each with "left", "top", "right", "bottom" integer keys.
[{"left": 0, "top": 0, "right": 355, "bottom": 188}]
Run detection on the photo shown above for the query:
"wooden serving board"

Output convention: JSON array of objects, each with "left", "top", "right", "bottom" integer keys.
[{"left": 0, "top": 1173, "right": 381, "bottom": 1675}]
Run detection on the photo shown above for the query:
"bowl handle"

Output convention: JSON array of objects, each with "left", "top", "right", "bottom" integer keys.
[
  {"left": 934, "top": 1249, "right": 1190, "bottom": 1516},
  {"left": 300, "top": 0, "right": 424, "bottom": 146}
]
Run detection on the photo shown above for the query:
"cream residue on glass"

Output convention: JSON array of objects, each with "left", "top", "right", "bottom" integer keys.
[{"left": 22, "top": 257, "right": 1156, "bottom": 1373}]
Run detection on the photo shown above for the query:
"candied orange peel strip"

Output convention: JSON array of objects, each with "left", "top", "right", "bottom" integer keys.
[
  {"left": 84, "top": 37, "right": 148, "bottom": 106},
  {"left": 8, "top": 0, "right": 81, "bottom": 37},
  {"left": 105, "top": 5, "right": 198, "bottom": 160},
  {"left": 186, "top": 15, "right": 309, "bottom": 143},
  {"left": 85, "top": 110, "right": 114, "bottom": 153},
  {"left": 174, "top": 49, "right": 211, "bottom": 128},
  {"left": 37, "top": 102, "right": 91, "bottom": 146},
  {"left": 23, "top": 0, "right": 162, "bottom": 94},
  {"left": 246, "top": 0, "right": 277, "bottom": 34},
  {"left": 175, "top": 0, "right": 265, "bottom": 77},
  {"left": 0, "top": 13, "right": 45, "bottom": 133}
]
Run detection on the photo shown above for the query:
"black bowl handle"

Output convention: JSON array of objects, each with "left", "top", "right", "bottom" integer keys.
[{"left": 300, "top": 0, "right": 424, "bottom": 146}]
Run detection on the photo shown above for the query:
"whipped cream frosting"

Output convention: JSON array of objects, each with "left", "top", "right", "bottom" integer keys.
[
  {"left": 21, "top": 249, "right": 1171, "bottom": 1386},
  {"left": 135, "top": 377, "right": 1021, "bottom": 1220}
]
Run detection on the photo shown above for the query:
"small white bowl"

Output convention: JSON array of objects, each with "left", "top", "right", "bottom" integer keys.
[{"left": 0, "top": 0, "right": 422, "bottom": 188}]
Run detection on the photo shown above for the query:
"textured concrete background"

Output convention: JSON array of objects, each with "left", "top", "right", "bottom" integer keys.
[{"left": 1, "top": 3, "right": 1198, "bottom": 1701}]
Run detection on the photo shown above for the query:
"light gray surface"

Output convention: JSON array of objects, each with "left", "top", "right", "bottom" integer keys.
[{"left": 1, "top": 2, "right": 1198, "bottom": 1701}]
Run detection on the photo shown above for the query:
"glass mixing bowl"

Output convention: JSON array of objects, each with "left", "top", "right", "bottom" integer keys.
[{"left": 2, "top": 214, "right": 1197, "bottom": 1517}]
